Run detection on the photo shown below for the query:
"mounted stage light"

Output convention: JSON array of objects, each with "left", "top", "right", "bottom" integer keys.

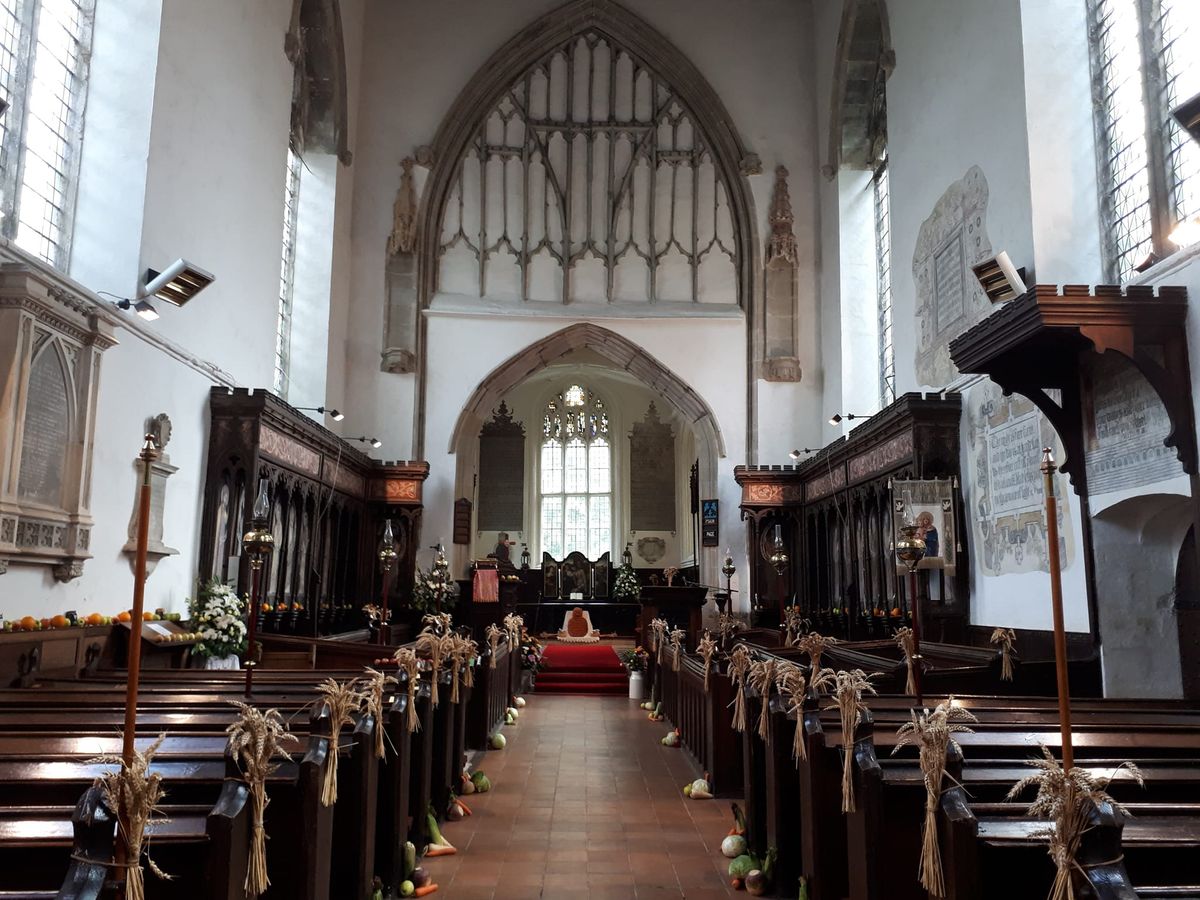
[
  {"left": 114, "top": 297, "right": 160, "bottom": 321},
  {"left": 296, "top": 405, "right": 345, "bottom": 421},
  {"left": 971, "top": 251, "right": 1027, "bottom": 304},
  {"left": 828, "top": 413, "right": 867, "bottom": 426},
  {"left": 140, "top": 259, "right": 215, "bottom": 307},
  {"left": 1174, "top": 91, "right": 1200, "bottom": 146},
  {"left": 788, "top": 448, "right": 819, "bottom": 461},
  {"left": 353, "top": 436, "right": 382, "bottom": 449}
]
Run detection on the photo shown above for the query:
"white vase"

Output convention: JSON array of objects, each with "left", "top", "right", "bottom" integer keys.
[
  {"left": 628, "top": 670, "right": 645, "bottom": 700},
  {"left": 202, "top": 654, "right": 241, "bottom": 671}
]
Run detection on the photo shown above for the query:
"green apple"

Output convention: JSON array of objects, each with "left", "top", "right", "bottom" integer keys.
[{"left": 399, "top": 881, "right": 415, "bottom": 897}]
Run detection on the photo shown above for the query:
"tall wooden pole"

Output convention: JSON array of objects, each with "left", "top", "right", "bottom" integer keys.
[
  {"left": 245, "top": 563, "right": 261, "bottom": 698},
  {"left": 122, "top": 435, "right": 158, "bottom": 765},
  {"left": 1041, "top": 448, "right": 1074, "bottom": 771},
  {"left": 908, "top": 567, "right": 923, "bottom": 707}
]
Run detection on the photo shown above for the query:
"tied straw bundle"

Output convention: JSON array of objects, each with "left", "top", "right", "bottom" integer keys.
[
  {"left": 415, "top": 629, "right": 450, "bottom": 708},
  {"left": 503, "top": 612, "right": 524, "bottom": 645},
  {"left": 717, "top": 613, "right": 741, "bottom": 650},
  {"left": 316, "top": 677, "right": 363, "bottom": 806},
  {"left": 892, "top": 700, "right": 977, "bottom": 898},
  {"left": 650, "top": 618, "right": 670, "bottom": 663},
  {"left": 812, "top": 668, "right": 877, "bottom": 812},
  {"left": 1007, "top": 748, "right": 1142, "bottom": 900},
  {"left": 799, "top": 632, "right": 840, "bottom": 680},
  {"left": 727, "top": 645, "right": 753, "bottom": 733},
  {"left": 391, "top": 648, "right": 422, "bottom": 733},
  {"left": 749, "top": 657, "right": 778, "bottom": 743},
  {"left": 775, "top": 664, "right": 809, "bottom": 763},
  {"left": 226, "top": 704, "right": 299, "bottom": 897},
  {"left": 459, "top": 634, "right": 478, "bottom": 689},
  {"left": 669, "top": 627, "right": 687, "bottom": 672},
  {"left": 783, "top": 606, "right": 809, "bottom": 648},
  {"left": 93, "top": 734, "right": 172, "bottom": 900},
  {"left": 359, "top": 669, "right": 397, "bottom": 758},
  {"left": 697, "top": 632, "right": 718, "bottom": 692},
  {"left": 894, "top": 627, "right": 918, "bottom": 696},
  {"left": 485, "top": 623, "right": 503, "bottom": 668},
  {"left": 990, "top": 627, "right": 1017, "bottom": 682}
]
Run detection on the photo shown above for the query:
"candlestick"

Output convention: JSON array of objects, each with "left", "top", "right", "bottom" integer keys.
[
  {"left": 1041, "top": 448, "right": 1073, "bottom": 770},
  {"left": 377, "top": 519, "right": 398, "bottom": 645},
  {"left": 241, "top": 477, "right": 275, "bottom": 697}
]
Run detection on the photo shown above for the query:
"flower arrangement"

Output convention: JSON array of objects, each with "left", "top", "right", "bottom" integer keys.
[
  {"left": 187, "top": 579, "right": 248, "bottom": 659},
  {"left": 663, "top": 566, "right": 680, "bottom": 586},
  {"left": 619, "top": 646, "right": 649, "bottom": 673},
  {"left": 520, "top": 632, "right": 547, "bottom": 672},
  {"left": 410, "top": 565, "right": 459, "bottom": 613},
  {"left": 613, "top": 563, "right": 640, "bottom": 602}
]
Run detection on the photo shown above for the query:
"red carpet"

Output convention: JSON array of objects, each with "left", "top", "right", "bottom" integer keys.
[{"left": 537, "top": 644, "right": 628, "bottom": 695}]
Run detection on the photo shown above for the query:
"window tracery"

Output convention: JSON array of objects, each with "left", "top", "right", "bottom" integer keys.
[{"left": 540, "top": 384, "right": 611, "bottom": 560}]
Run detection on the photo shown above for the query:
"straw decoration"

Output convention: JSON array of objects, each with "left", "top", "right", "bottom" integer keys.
[
  {"left": 316, "top": 677, "right": 363, "bottom": 807},
  {"left": 92, "top": 734, "right": 172, "bottom": 900},
  {"left": 799, "top": 632, "right": 840, "bottom": 680},
  {"left": 892, "top": 700, "right": 977, "bottom": 897},
  {"left": 460, "top": 635, "right": 478, "bottom": 688},
  {"left": 717, "top": 613, "right": 741, "bottom": 650},
  {"left": 503, "top": 612, "right": 524, "bottom": 645},
  {"left": 650, "top": 618, "right": 669, "bottom": 662},
  {"left": 359, "top": 668, "right": 397, "bottom": 759},
  {"left": 226, "top": 704, "right": 299, "bottom": 896},
  {"left": 811, "top": 668, "right": 876, "bottom": 812},
  {"left": 669, "top": 627, "right": 686, "bottom": 672},
  {"left": 415, "top": 630, "right": 446, "bottom": 708},
  {"left": 749, "top": 657, "right": 778, "bottom": 743},
  {"left": 990, "top": 627, "right": 1017, "bottom": 682},
  {"left": 391, "top": 648, "right": 421, "bottom": 733},
  {"left": 727, "top": 645, "right": 753, "bottom": 733},
  {"left": 776, "top": 663, "right": 809, "bottom": 763},
  {"left": 697, "top": 632, "right": 718, "bottom": 692},
  {"left": 485, "top": 623, "right": 502, "bottom": 668},
  {"left": 783, "top": 606, "right": 809, "bottom": 647},
  {"left": 894, "top": 627, "right": 918, "bottom": 695},
  {"left": 1007, "top": 748, "right": 1142, "bottom": 900}
]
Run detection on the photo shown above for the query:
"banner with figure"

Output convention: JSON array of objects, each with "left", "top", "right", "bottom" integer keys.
[{"left": 892, "top": 478, "right": 957, "bottom": 575}]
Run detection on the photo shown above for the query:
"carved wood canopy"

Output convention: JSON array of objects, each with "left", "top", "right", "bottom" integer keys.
[{"left": 948, "top": 283, "right": 1194, "bottom": 495}]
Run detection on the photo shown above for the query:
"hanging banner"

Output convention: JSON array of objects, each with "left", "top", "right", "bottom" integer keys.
[
  {"left": 891, "top": 478, "right": 957, "bottom": 575},
  {"left": 701, "top": 499, "right": 720, "bottom": 547}
]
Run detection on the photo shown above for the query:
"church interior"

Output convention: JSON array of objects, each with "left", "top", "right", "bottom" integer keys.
[{"left": 2, "top": 0, "right": 1200, "bottom": 897}]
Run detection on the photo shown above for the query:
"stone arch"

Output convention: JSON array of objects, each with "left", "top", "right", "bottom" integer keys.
[
  {"left": 415, "top": 0, "right": 758, "bottom": 310},
  {"left": 824, "top": 0, "right": 893, "bottom": 175}
]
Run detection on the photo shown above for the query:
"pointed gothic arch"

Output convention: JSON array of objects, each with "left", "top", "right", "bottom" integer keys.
[{"left": 824, "top": 0, "right": 893, "bottom": 175}]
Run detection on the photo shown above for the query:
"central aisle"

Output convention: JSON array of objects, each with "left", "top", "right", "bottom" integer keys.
[{"left": 420, "top": 694, "right": 741, "bottom": 899}]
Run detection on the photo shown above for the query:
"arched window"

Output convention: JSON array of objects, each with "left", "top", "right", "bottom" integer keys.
[{"left": 540, "top": 384, "right": 611, "bottom": 559}]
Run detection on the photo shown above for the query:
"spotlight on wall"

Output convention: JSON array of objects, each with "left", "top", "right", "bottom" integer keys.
[
  {"left": 296, "top": 405, "right": 345, "bottom": 421},
  {"left": 828, "top": 413, "right": 866, "bottom": 426},
  {"left": 140, "top": 259, "right": 215, "bottom": 307},
  {"left": 115, "top": 297, "right": 160, "bottom": 321},
  {"left": 353, "top": 436, "right": 382, "bottom": 449},
  {"left": 971, "top": 251, "right": 1027, "bottom": 304},
  {"left": 1173, "top": 91, "right": 1200, "bottom": 146},
  {"left": 788, "top": 448, "right": 819, "bottom": 460}
]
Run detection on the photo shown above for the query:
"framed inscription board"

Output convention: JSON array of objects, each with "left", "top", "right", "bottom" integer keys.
[
  {"left": 478, "top": 403, "right": 525, "bottom": 531},
  {"left": 630, "top": 403, "right": 676, "bottom": 531}
]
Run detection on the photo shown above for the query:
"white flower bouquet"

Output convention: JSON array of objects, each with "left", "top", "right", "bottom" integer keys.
[{"left": 188, "top": 579, "right": 249, "bottom": 659}]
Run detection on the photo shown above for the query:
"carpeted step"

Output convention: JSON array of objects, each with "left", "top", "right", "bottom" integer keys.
[
  {"left": 536, "top": 644, "right": 629, "bottom": 696},
  {"left": 535, "top": 681, "right": 628, "bottom": 695},
  {"left": 537, "top": 671, "right": 629, "bottom": 683}
]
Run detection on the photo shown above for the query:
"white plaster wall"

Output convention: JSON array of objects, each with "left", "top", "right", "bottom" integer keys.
[{"left": 287, "top": 152, "right": 338, "bottom": 410}]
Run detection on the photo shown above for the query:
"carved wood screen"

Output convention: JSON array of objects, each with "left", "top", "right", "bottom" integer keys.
[{"left": 437, "top": 29, "right": 739, "bottom": 306}]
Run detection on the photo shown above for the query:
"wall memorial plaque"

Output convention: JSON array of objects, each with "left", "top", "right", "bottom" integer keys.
[
  {"left": 630, "top": 403, "right": 676, "bottom": 531},
  {"left": 17, "top": 344, "right": 70, "bottom": 506},
  {"left": 478, "top": 402, "right": 525, "bottom": 531}
]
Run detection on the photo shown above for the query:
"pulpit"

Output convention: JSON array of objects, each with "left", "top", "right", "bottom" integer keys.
[{"left": 639, "top": 585, "right": 708, "bottom": 645}]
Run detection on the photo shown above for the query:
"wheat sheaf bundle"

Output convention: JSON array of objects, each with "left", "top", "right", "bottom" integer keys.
[
  {"left": 697, "top": 632, "right": 718, "bottom": 692},
  {"left": 459, "top": 635, "right": 479, "bottom": 689},
  {"left": 92, "top": 734, "right": 172, "bottom": 900},
  {"left": 892, "top": 700, "right": 977, "bottom": 898},
  {"left": 894, "top": 627, "right": 918, "bottom": 696},
  {"left": 421, "top": 612, "right": 453, "bottom": 636},
  {"left": 226, "top": 704, "right": 299, "bottom": 896},
  {"left": 749, "top": 657, "right": 778, "bottom": 743},
  {"left": 650, "top": 618, "right": 670, "bottom": 662},
  {"left": 502, "top": 612, "right": 524, "bottom": 644},
  {"left": 669, "top": 627, "right": 687, "bottom": 672},
  {"left": 727, "top": 645, "right": 753, "bottom": 733},
  {"left": 812, "top": 668, "right": 877, "bottom": 812},
  {"left": 485, "top": 623, "right": 503, "bottom": 668},
  {"left": 717, "top": 613, "right": 741, "bottom": 649},
  {"left": 990, "top": 628, "right": 1017, "bottom": 682},
  {"left": 783, "top": 606, "right": 809, "bottom": 647},
  {"left": 391, "top": 648, "right": 422, "bottom": 733},
  {"left": 359, "top": 669, "right": 397, "bottom": 759},
  {"left": 1007, "top": 748, "right": 1142, "bottom": 900},
  {"left": 415, "top": 630, "right": 449, "bottom": 708},
  {"left": 799, "top": 632, "right": 840, "bottom": 680},
  {"left": 776, "top": 664, "right": 809, "bottom": 763},
  {"left": 316, "top": 678, "right": 363, "bottom": 807}
]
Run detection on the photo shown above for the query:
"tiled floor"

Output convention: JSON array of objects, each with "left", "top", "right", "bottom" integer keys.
[{"left": 419, "top": 694, "right": 741, "bottom": 899}]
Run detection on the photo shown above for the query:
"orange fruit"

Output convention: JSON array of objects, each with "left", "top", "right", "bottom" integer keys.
[
  {"left": 18, "top": 615, "right": 36, "bottom": 631},
  {"left": 142, "top": 611, "right": 154, "bottom": 621},
  {"left": 85, "top": 612, "right": 103, "bottom": 626},
  {"left": 116, "top": 611, "right": 132, "bottom": 623},
  {"left": 50, "top": 615, "right": 68, "bottom": 628}
]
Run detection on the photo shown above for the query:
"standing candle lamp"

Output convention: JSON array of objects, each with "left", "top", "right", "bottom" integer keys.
[
  {"left": 377, "top": 519, "right": 398, "bottom": 644},
  {"left": 1041, "top": 448, "right": 1074, "bottom": 770},
  {"left": 241, "top": 477, "right": 275, "bottom": 697},
  {"left": 894, "top": 507, "right": 927, "bottom": 705},
  {"left": 718, "top": 549, "right": 736, "bottom": 616}
]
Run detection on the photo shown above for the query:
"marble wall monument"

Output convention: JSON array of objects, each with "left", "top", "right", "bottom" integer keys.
[
  {"left": 913, "top": 166, "right": 992, "bottom": 386},
  {"left": 0, "top": 262, "right": 116, "bottom": 580}
]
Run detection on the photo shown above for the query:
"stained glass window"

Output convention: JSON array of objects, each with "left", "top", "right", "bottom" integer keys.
[
  {"left": 0, "top": 0, "right": 94, "bottom": 269},
  {"left": 1088, "top": 0, "right": 1200, "bottom": 281},
  {"left": 540, "top": 385, "right": 611, "bottom": 559}
]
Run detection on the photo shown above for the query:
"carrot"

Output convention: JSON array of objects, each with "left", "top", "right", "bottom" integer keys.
[
  {"left": 456, "top": 798, "right": 473, "bottom": 816},
  {"left": 424, "top": 844, "right": 456, "bottom": 857},
  {"left": 413, "top": 885, "right": 439, "bottom": 897}
]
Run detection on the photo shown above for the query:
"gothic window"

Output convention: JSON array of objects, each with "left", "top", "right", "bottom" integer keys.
[
  {"left": 0, "top": 0, "right": 94, "bottom": 269},
  {"left": 274, "top": 147, "right": 302, "bottom": 398},
  {"left": 540, "top": 384, "right": 611, "bottom": 559},
  {"left": 874, "top": 155, "right": 895, "bottom": 405},
  {"left": 437, "top": 31, "right": 738, "bottom": 306},
  {"left": 1087, "top": 0, "right": 1200, "bottom": 281}
]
